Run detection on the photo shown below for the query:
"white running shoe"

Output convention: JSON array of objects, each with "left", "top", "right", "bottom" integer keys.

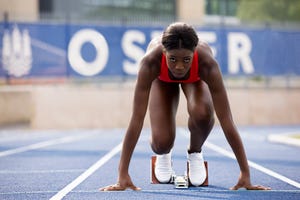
[
  {"left": 187, "top": 152, "right": 206, "bottom": 186},
  {"left": 154, "top": 152, "right": 173, "bottom": 183}
]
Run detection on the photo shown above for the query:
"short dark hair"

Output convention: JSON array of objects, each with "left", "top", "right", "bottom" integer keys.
[{"left": 162, "top": 22, "right": 199, "bottom": 51}]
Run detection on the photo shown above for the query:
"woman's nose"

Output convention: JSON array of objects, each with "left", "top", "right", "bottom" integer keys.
[{"left": 175, "top": 63, "right": 184, "bottom": 70}]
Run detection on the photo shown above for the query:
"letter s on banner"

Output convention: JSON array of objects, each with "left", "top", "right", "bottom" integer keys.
[
  {"left": 68, "top": 29, "right": 109, "bottom": 76},
  {"left": 122, "top": 30, "right": 146, "bottom": 75}
]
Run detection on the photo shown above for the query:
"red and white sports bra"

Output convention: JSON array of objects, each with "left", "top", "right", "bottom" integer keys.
[{"left": 158, "top": 52, "right": 200, "bottom": 83}]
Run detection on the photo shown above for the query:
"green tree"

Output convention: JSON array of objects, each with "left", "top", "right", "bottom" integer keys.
[{"left": 237, "top": 0, "right": 300, "bottom": 23}]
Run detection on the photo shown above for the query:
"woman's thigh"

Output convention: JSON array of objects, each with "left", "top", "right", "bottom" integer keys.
[
  {"left": 181, "top": 81, "right": 214, "bottom": 126},
  {"left": 149, "top": 79, "right": 180, "bottom": 147}
]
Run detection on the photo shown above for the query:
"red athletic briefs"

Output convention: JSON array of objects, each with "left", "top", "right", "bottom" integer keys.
[{"left": 158, "top": 51, "right": 200, "bottom": 83}]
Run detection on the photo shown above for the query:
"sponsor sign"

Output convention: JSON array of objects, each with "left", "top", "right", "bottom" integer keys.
[{"left": 0, "top": 23, "right": 299, "bottom": 78}]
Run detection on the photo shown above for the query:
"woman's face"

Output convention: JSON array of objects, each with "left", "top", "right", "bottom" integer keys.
[{"left": 165, "top": 48, "right": 194, "bottom": 79}]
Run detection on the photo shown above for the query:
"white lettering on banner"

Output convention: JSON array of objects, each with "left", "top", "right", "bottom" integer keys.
[
  {"left": 68, "top": 29, "right": 109, "bottom": 76},
  {"left": 228, "top": 33, "right": 254, "bottom": 74},
  {"left": 122, "top": 30, "right": 146, "bottom": 75},
  {"left": 67, "top": 28, "right": 255, "bottom": 76}
]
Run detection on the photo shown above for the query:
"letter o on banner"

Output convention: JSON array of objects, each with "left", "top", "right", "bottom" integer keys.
[{"left": 68, "top": 29, "right": 109, "bottom": 76}]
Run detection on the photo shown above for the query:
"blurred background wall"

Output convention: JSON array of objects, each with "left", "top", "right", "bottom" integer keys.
[
  {"left": 0, "top": 0, "right": 38, "bottom": 21},
  {"left": 0, "top": 0, "right": 300, "bottom": 129}
]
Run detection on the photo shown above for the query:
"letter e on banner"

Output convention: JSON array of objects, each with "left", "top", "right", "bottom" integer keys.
[{"left": 68, "top": 29, "right": 109, "bottom": 76}]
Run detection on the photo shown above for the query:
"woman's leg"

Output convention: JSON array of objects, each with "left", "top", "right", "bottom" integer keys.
[
  {"left": 149, "top": 79, "right": 180, "bottom": 183},
  {"left": 181, "top": 80, "right": 215, "bottom": 153},
  {"left": 149, "top": 79, "right": 180, "bottom": 154},
  {"left": 181, "top": 81, "right": 214, "bottom": 186}
]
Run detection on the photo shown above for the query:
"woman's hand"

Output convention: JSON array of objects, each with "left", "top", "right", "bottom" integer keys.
[
  {"left": 99, "top": 174, "right": 141, "bottom": 191},
  {"left": 230, "top": 172, "right": 271, "bottom": 190}
]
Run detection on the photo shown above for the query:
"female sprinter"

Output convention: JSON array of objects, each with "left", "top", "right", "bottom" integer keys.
[{"left": 100, "top": 22, "right": 270, "bottom": 191}]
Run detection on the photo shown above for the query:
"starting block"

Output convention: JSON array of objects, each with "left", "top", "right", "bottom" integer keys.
[{"left": 150, "top": 156, "right": 208, "bottom": 188}]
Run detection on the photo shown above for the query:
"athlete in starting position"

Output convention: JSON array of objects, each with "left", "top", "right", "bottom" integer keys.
[{"left": 100, "top": 22, "right": 271, "bottom": 191}]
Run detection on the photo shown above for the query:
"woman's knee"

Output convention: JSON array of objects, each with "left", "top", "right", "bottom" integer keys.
[
  {"left": 188, "top": 103, "right": 215, "bottom": 129},
  {"left": 150, "top": 134, "right": 174, "bottom": 154}
]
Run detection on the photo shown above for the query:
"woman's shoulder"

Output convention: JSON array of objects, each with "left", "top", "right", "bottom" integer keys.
[
  {"left": 146, "top": 36, "right": 162, "bottom": 51},
  {"left": 195, "top": 40, "right": 219, "bottom": 77},
  {"left": 196, "top": 40, "right": 213, "bottom": 56},
  {"left": 138, "top": 38, "right": 163, "bottom": 77},
  {"left": 146, "top": 36, "right": 164, "bottom": 56},
  {"left": 195, "top": 40, "right": 216, "bottom": 66},
  {"left": 144, "top": 37, "right": 164, "bottom": 63}
]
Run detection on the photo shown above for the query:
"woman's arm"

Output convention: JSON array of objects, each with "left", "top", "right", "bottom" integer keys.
[
  {"left": 118, "top": 58, "right": 154, "bottom": 179},
  {"left": 100, "top": 50, "right": 160, "bottom": 191},
  {"left": 200, "top": 44, "right": 270, "bottom": 190}
]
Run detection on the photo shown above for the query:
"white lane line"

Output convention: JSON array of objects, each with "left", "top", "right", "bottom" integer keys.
[
  {"left": 0, "top": 134, "right": 91, "bottom": 157},
  {"left": 49, "top": 142, "right": 123, "bottom": 200},
  {"left": 205, "top": 141, "right": 300, "bottom": 189},
  {"left": 0, "top": 169, "right": 85, "bottom": 174},
  {"left": 268, "top": 132, "right": 300, "bottom": 147}
]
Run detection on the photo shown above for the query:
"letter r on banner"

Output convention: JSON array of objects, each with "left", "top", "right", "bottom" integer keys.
[{"left": 228, "top": 33, "right": 254, "bottom": 74}]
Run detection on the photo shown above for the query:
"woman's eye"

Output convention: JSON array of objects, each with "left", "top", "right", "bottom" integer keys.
[
  {"left": 169, "top": 57, "right": 176, "bottom": 62},
  {"left": 184, "top": 58, "right": 191, "bottom": 63}
]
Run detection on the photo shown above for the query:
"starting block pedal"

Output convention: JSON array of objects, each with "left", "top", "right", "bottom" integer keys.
[
  {"left": 150, "top": 155, "right": 208, "bottom": 188},
  {"left": 173, "top": 175, "right": 189, "bottom": 189}
]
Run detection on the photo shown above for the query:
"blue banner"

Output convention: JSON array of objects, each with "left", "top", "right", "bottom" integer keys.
[{"left": 0, "top": 22, "right": 299, "bottom": 78}]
